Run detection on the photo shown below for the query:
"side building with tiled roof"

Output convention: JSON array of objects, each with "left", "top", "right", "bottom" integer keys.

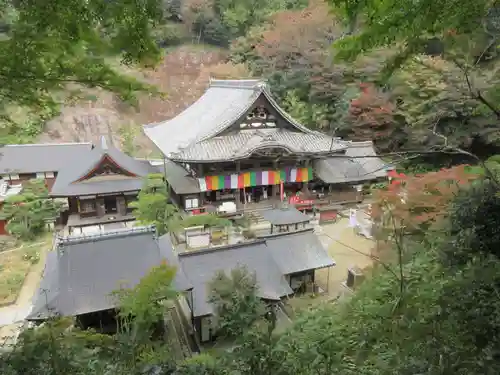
[
  {"left": 144, "top": 79, "right": 389, "bottom": 214},
  {"left": 0, "top": 142, "right": 92, "bottom": 190},
  {"left": 49, "top": 136, "right": 157, "bottom": 234}
]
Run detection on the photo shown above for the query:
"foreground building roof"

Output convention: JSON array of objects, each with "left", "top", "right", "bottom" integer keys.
[
  {"left": 28, "top": 226, "right": 192, "bottom": 320},
  {"left": 144, "top": 79, "right": 348, "bottom": 162},
  {"left": 0, "top": 143, "right": 92, "bottom": 174},
  {"left": 29, "top": 228, "right": 334, "bottom": 321},
  {"left": 50, "top": 136, "right": 156, "bottom": 197},
  {"left": 175, "top": 228, "right": 334, "bottom": 317}
]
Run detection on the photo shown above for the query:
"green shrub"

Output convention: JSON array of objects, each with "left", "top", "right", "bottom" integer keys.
[
  {"left": 152, "top": 23, "right": 185, "bottom": 47},
  {"left": 192, "top": 13, "right": 230, "bottom": 47}
]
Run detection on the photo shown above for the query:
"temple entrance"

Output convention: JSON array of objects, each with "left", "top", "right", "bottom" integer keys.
[{"left": 104, "top": 196, "right": 117, "bottom": 214}]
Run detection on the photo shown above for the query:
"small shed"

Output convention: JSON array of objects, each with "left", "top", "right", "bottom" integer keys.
[
  {"left": 261, "top": 206, "right": 311, "bottom": 233},
  {"left": 317, "top": 204, "right": 342, "bottom": 224}
]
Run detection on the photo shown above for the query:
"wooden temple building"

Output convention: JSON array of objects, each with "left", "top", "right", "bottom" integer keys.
[
  {"left": 49, "top": 136, "right": 156, "bottom": 233},
  {"left": 144, "top": 79, "right": 388, "bottom": 214}
]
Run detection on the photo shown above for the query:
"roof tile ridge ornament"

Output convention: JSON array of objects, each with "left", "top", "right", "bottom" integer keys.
[
  {"left": 2, "top": 142, "right": 93, "bottom": 148},
  {"left": 208, "top": 78, "right": 265, "bottom": 90},
  {"left": 59, "top": 225, "right": 157, "bottom": 245},
  {"left": 348, "top": 140, "right": 375, "bottom": 147},
  {"left": 100, "top": 135, "right": 108, "bottom": 151}
]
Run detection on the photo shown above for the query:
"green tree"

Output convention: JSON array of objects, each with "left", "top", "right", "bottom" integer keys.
[
  {"left": 0, "top": 0, "right": 167, "bottom": 115},
  {"left": 0, "top": 179, "right": 61, "bottom": 240},
  {"left": 175, "top": 213, "right": 231, "bottom": 230},
  {"left": 2, "top": 262, "right": 180, "bottom": 374},
  {"left": 207, "top": 266, "right": 266, "bottom": 339},
  {"left": 175, "top": 353, "right": 221, "bottom": 375},
  {"left": 328, "top": 0, "right": 493, "bottom": 62},
  {"left": 129, "top": 173, "right": 179, "bottom": 235}
]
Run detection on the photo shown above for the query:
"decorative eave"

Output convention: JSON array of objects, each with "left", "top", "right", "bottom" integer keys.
[
  {"left": 143, "top": 79, "right": 320, "bottom": 159},
  {"left": 168, "top": 128, "right": 349, "bottom": 163}
]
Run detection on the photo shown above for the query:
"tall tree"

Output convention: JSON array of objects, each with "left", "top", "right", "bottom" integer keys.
[
  {"left": 207, "top": 266, "right": 266, "bottom": 339},
  {"left": 129, "top": 173, "right": 179, "bottom": 235}
]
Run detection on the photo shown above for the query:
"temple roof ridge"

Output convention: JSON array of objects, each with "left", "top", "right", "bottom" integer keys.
[{"left": 143, "top": 78, "right": 334, "bottom": 159}]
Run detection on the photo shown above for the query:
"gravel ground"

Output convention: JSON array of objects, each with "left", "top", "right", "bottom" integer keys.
[{"left": 315, "top": 217, "right": 375, "bottom": 296}]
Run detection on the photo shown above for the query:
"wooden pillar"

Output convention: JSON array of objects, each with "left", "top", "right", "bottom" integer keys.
[
  {"left": 96, "top": 198, "right": 105, "bottom": 217},
  {"left": 271, "top": 160, "right": 278, "bottom": 200},
  {"left": 116, "top": 196, "right": 126, "bottom": 216},
  {"left": 236, "top": 161, "right": 243, "bottom": 208},
  {"left": 301, "top": 159, "right": 311, "bottom": 195}
]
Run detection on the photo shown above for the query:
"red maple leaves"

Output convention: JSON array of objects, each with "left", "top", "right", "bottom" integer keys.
[{"left": 373, "top": 165, "right": 479, "bottom": 232}]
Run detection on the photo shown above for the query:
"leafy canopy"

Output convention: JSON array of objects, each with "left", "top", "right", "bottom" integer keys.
[
  {"left": 0, "top": 179, "right": 62, "bottom": 240},
  {"left": 129, "top": 173, "right": 179, "bottom": 235},
  {"left": 208, "top": 265, "right": 266, "bottom": 338},
  {"left": 0, "top": 0, "right": 166, "bottom": 117},
  {"left": 328, "top": 0, "right": 493, "bottom": 61}
]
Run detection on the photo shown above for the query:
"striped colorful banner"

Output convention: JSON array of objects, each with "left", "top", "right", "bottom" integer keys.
[{"left": 197, "top": 167, "right": 313, "bottom": 192}]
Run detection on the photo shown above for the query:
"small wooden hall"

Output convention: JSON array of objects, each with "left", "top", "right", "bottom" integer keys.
[{"left": 49, "top": 136, "right": 157, "bottom": 233}]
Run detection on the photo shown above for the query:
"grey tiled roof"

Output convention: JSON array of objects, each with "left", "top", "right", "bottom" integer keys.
[
  {"left": 168, "top": 229, "right": 335, "bottom": 318},
  {"left": 260, "top": 206, "right": 311, "bottom": 226},
  {"left": 0, "top": 143, "right": 92, "bottom": 174},
  {"left": 28, "top": 227, "right": 192, "bottom": 320},
  {"left": 158, "top": 235, "right": 192, "bottom": 291},
  {"left": 177, "top": 242, "right": 293, "bottom": 317},
  {"left": 314, "top": 141, "right": 389, "bottom": 184},
  {"left": 169, "top": 128, "right": 348, "bottom": 162},
  {"left": 143, "top": 79, "right": 334, "bottom": 159},
  {"left": 136, "top": 158, "right": 201, "bottom": 195},
  {"left": 50, "top": 137, "right": 156, "bottom": 196},
  {"left": 261, "top": 229, "right": 335, "bottom": 275},
  {"left": 164, "top": 159, "right": 201, "bottom": 194}
]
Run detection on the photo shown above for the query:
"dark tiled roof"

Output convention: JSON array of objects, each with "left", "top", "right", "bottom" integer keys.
[
  {"left": 50, "top": 137, "right": 156, "bottom": 196},
  {"left": 164, "top": 160, "right": 201, "bottom": 195},
  {"left": 169, "top": 128, "right": 347, "bottom": 162},
  {"left": 166, "top": 229, "right": 335, "bottom": 318},
  {"left": 260, "top": 229, "right": 335, "bottom": 275},
  {"left": 28, "top": 226, "right": 192, "bottom": 320},
  {"left": 144, "top": 79, "right": 338, "bottom": 159},
  {"left": 314, "top": 141, "right": 389, "bottom": 184},
  {"left": 177, "top": 242, "right": 293, "bottom": 317},
  {"left": 260, "top": 206, "right": 311, "bottom": 226},
  {"left": 0, "top": 143, "right": 92, "bottom": 174},
  {"left": 145, "top": 158, "right": 201, "bottom": 195}
]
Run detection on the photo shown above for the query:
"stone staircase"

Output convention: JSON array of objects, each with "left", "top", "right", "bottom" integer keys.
[{"left": 164, "top": 304, "right": 193, "bottom": 360}]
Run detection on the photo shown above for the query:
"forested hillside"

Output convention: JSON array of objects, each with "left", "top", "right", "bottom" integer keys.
[{"left": 5, "top": 0, "right": 500, "bottom": 170}]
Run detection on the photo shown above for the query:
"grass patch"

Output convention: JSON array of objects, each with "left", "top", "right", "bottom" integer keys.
[{"left": 0, "top": 236, "right": 51, "bottom": 305}]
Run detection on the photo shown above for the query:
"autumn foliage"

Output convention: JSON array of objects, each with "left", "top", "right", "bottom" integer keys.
[
  {"left": 372, "top": 165, "right": 479, "bottom": 235},
  {"left": 347, "top": 83, "right": 396, "bottom": 145},
  {"left": 255, "top": 0, "right": 338, "bottom": 70}
]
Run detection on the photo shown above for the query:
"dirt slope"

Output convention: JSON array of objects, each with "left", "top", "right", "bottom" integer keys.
[{"left": 38, "top": 45, "right": 228, "bottom": 156}]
